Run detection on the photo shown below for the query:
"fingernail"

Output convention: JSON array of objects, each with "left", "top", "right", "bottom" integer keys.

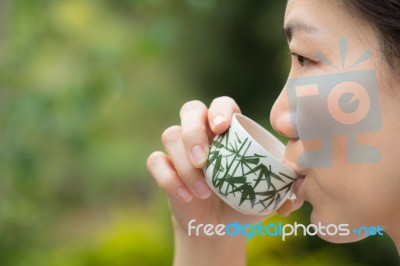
[
  {"left": 191, "top": 145, "right": 207, "bottom": 166},
  {"left": 195, "top": 180, "right": 212, "bottom": 199},
  {"left": 177, "top": 187, "right": 193, "bottom": 202},
  {"left": 213, "top": 114, "right": 225, "bottom": 127}
]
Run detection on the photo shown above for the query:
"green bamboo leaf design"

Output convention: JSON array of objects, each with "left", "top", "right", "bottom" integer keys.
[
  {"left": 230, "top": 184, "right": 246, "bottom": 193},
  {"left": 224, "top": 130, "right": 230, "bottom": 147},
  {"left": 230, "top": 184, "right": 247, "bottom": 203},
  {"left": 260, "top": 197, "right": 275, "bottom": 205},
  {"left": 279, "top": 172, "right": 296, "bottom": 181},
  {"left": 258, "top": 194, "right": 276, "bottom": 212},
  {"left": 276, "top": 182, "right": 293, "bottom": 193},
  {"left": 225, "top": 145, "right": 236, "bottom": 154},
  {"left": 270, "top": 172, "right": 285, "bottom": 183},
  {"left": 206, "top": 151, "right": 220, "bottom": 169},
  {"left": 243, "top": 164, "right": 263, "bottom": 175},
  {"left": 257, "top": 189, "right": 277, "bottom": 203},
  {"left": 255, "top": 190, "right": 276, "bottom": 197},
  {"left": 215, "top": 177, "right": 228, "bottom": 193},
  {"left": 210, "top": 128, "right": 295, "bottom": 213},
  {"left": 222, "top": 137, "right": 250, "bottom": 195},
  {"left": 251, "top": 164, "right": 270, "bottom": 188},
  {"left": 230, "top": 183, "right": 256, "bottom": 208},
  {"left": 212, "top": 140, "right": 225, "bottom": 149},
  {"left": 235, "top": 132, "right": 242, "bottom": 144},
  {"left": 212, "top": 155, "right": 223, "bottom": 181},
  {"left": 240, "top": 157, "right": 260, "bottom": 165},
  {"left": 273, "top": 193, "right": 282, "bottom": 209},
  {"left": 226, "top": 175, "right": 246, "bottom": 184},
  {"left": 264, "top": 165, "right": 277, "bottom": 190},
  {"left": 239, "top": 189, "right": 248, "bottom": 206},
  {"left": 248, "top": 188, "right": 256, "bottom": 208},
  {"left": 229, "top": 142, "right": 239, "bottom": 154}
]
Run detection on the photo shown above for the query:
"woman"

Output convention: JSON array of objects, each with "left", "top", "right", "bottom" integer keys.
[{"left": 147, "top": 0, "right": 400, "bottom": 264}]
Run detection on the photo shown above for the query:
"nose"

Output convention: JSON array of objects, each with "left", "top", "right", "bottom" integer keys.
[{"left": 270, "top": 87, "right": 299, "bottom": 139}]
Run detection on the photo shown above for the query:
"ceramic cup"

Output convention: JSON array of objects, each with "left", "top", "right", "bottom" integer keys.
[{"left": 203, "top": 113, "right": 297, "bottom": 216}]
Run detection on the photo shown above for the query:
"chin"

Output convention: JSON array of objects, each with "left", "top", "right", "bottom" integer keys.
[
  {"left": 310, "top": 209, "right": 368, "bottom": 244},
  {"left": 317, "top": 231, "right": 367, "bottom": 244}
]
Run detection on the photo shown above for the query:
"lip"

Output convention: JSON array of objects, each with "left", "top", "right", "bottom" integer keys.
[
  {"left": 293, "top": 174, "right": 305, "bottom": 195},
  {"left": 282, "top": 160, "right": 306, "bottom": 195},
  {"left": 281, "top": 143, "right": 307, "bottom": 196}
]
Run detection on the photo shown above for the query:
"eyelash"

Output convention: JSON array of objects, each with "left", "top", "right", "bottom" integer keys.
[{"left": 290, "top": 52, "right": 313, "bottom": 67}]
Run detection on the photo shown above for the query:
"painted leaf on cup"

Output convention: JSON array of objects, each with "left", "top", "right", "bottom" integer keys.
[
  {"left": 206, "top": 128, "right": 295, "bottom": 214},
  {"left": 206, "top": 150, "right": 220, "bottom": 169},
  {"left": 212, "top": 140, "right": 225, "bottom": 149},
  {"left": 231, "top": 183, "right": 256, "bottom": 208},
  {"left": 247, "top": 164, "right": 273, "bottom": 189},
  {"left": 255, "top": 190, "right": 276, "bottom": 197},
  {"left": 273, "top": 193, "right": 282, "bottom": 209},
  {"left": 258, "top": 192, "right": 277, "bottom": 212},
  {"left": 279, "top": 172, "right": 296, "bottom": 181},
  {"left": 239, "top": 156, "right": 260, "bottom": 165},
  {"left": 211, "top": 155, "right": 223, "bottom": 181},
  {"left": 225, "top": 175, "right": 247, "bottom": 184}
]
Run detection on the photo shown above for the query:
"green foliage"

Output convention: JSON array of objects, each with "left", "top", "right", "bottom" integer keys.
[{"left": 0, "top": 0, "right": 398, "bottom": 265}]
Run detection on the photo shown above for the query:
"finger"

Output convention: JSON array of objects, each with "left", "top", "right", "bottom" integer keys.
[
  {"left": 180, "top": 100, "right": 210, "bottom": 168},
  {"left": 293, "top": 197, "right": 305, "bottom": 211},
  {"left": 162, "top": 126, "right": 212, "bottom": 200},
  {"left": 276, "top": 197, "right": 305, "bottom": 217},
  {"left": 147, "top": 151, "right": 193, "bottom": 203},
  {"left": 276, "top": 199, "right": 295, "bottom": 217},
  {"left": 208, "top": 96, "right": 241, "bottom": 134}
]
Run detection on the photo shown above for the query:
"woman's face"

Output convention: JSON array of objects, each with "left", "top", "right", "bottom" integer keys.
[{"left": 271, "top": 0, "right": 400, "bottom": 243}]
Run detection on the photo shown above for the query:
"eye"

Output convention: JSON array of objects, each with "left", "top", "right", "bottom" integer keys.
[{"left": 290, "top": 52, "right": 313, "bottom": 67}]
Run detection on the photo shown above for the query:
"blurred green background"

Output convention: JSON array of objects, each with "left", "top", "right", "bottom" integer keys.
[{"left": 0, "top": 0, "right": 398, "bottom": 265}]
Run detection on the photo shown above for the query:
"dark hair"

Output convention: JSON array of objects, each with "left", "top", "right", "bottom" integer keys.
[{"left": 340, "top": 0, "right": 400, "bottom": 66}]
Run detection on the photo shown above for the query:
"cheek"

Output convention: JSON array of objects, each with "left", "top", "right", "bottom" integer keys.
[
  {"left": 307, "top": 167, "right": 357, "bottom": 209},
  {"left": 325, "top": 81, "right": 372, "bottom": 126},
  {"left": 308, "top": 161, "right": 400, "bottom": 226}
]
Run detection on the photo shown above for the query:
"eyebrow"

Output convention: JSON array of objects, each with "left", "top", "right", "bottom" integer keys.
[{"left": 283, "top": 22, "right": 318, "bottom": 42}]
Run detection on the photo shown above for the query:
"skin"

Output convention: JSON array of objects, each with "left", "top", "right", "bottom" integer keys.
[
  {"left": 147, "top": 0, "right": 400, "bottom": 264},
  {"left": 276, "top": 0, "right": 400, "bottom": 246}
]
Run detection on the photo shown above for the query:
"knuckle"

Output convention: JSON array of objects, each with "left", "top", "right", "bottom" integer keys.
[
  {"left": 161, "top": 125, "right": 181, "bottom": 145},
  {"left": 181, "top": 124, "right": 206, "bottom": 139},
  {"left": 176, "top": 171, "right": 197, "bottom": 187},
  {"left": 176, "top": 164, "right": 193, "bottom": 179},
  {"left": 156, "top": 175, "right": 173, "bottom": 190},
  {"left": 180, "top": 100, "right": 207, "bottom": 116}
]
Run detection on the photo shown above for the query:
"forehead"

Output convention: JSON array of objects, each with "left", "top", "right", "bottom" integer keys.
[
  {"left": 284, "top": 0, "right": 336, "bottom": 33},
  {"left": 284, "top": 0, "right": 378, "bottom": 46},
  {"left": 283, "top": 20, "right": 317, "bottom": 43},
  {"left": 285, "top": 0, "right": 335, "bottom": 21}
]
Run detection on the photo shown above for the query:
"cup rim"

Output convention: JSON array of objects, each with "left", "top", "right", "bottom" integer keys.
[{"left": 232, "top": 113, "right": 286, "bottom": 162}]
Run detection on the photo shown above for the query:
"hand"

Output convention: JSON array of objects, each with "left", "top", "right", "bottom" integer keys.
[{"left": 146, "top": 96, "right": 302, "bottom": 265}]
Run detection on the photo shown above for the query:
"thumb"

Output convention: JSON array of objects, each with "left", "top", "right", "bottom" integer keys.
[{"left": 276, "top": 195, "right": 304, "bottom": 217}]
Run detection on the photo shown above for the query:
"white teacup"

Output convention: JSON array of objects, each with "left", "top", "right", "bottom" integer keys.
[{"left": 203, "top": 113, "right": 297, "bottom": 216}]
